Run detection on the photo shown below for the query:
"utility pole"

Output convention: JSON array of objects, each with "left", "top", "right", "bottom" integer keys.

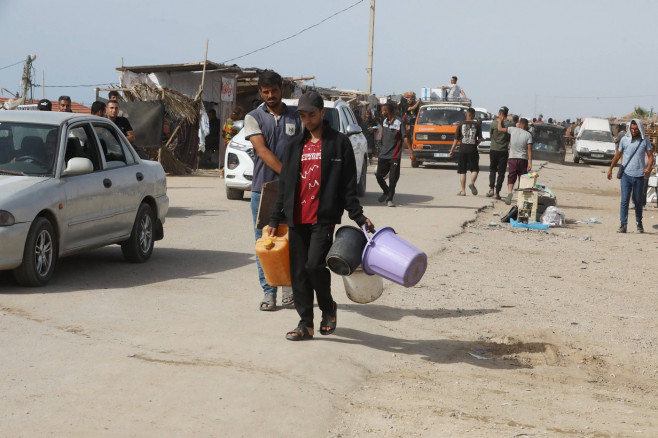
[
  {"left": 21, "top": 55, "right": 35, "bottom": 99},
  {"left": 366, "top": 0, "right": 375, "bottom": 94}
]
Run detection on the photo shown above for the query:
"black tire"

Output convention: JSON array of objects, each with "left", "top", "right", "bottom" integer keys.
[
  {"left": 121, "top": 203, "right": 155, "bottom": 263},
  {"left": 356, "top": 157, "right": 367, "bottom": 197},
  {"left": 13, "top": 217, "right": 58, "bottom": 286},
  {"left": 572, "top": 151, "right": 579, "bottom": 163},
  {"left": 411, "top": 160, "right": 420, "bottom": 168},
  {"left": 226, "top": 186, "right": 244, "bottom": 200}
]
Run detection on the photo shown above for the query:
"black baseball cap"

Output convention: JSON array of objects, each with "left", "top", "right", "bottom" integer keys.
[
  {"left": 499, "top": 106, "right": 509, "bottom": 116},
  {"left": 297, "top": 91, "right": 324, "bottom": 112},
  {"left": 37, "top": 99, "right": 52, "bottom": 111}
]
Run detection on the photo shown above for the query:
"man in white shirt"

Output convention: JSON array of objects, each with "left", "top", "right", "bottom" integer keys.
[
  {"left": 439, "top": 76, "right": 467, "bottom": 101},
  {"left": 496, "top": 115, "right": 533, "bottom": 204}
]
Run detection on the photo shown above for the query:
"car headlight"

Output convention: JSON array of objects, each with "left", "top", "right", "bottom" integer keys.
[
  {"left": 0, "top": 210, "right": 15, "bottom": 226},
  {"left": 415, "top": 133, "right": 429, "bottom": 141},
  {"left": 227, "top": 152, "right": 240, "bottom": 170},
  {"left": 228, "top": 140, "right": 250, "bottom": 152},
  {"left": 579, "top": 147, "right": 589, "bottom": 153}
]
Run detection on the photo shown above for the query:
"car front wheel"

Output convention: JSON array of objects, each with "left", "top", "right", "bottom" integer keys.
[
  {"left": 14, "top": 217, "right": 58, "bottom": 286},
  {"left": 572, "top": 151, "right": 579, "bottom": 163},
  {"left": 121, "top": 203, "right": 155, "bottom": 263},
  {"left": 226, "top": 186, "right": 244, "bottom": 200}
]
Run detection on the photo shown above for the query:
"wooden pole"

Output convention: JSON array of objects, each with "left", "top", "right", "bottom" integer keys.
[
  {"left": 195, "top": 40, "right": 210, "bottom": 171},
  {"left": 199, "top": 40, "right": 209, "bottom": 100},
  {"left": 42, "top": 71, "right": 45, "bottom": 99}
]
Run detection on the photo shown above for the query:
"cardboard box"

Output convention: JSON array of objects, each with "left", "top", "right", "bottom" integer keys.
[
  {"left": 519, "top": 174, "right": 538, "bottom": 189},
  {"left": 420, "top": 88, "right": 445, "bottom": 101}
]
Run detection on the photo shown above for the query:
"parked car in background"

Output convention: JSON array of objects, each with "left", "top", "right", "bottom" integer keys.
[
  {"left": 572, "top": 117, "right": 616, "bottom": 164},
  {"left": 477, "top": 119, "right": 492, "bottom": 153},
  {"left": 0, "top": 111, "right": 169, "bottom": 286},
  {"left": 224, "top": 98, "right": 368, "bottom": 200},
  {"left": 528, "top": 123, "right": 567, "bottom": 164},
  {"left": 473, "top": 107, "right": 491, "bottom": 121}
]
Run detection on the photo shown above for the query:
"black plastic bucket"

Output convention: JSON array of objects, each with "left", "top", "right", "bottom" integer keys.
[{"left": 326, "top": 226, "right": 368, "bottom": 276}]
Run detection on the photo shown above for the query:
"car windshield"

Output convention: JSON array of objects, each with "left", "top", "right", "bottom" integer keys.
[
  {"left": 580, "top": 130, "right": 613, "bottom": 142},
  {"left": 287, "top": 105, "right": 340, "bottom": 131},
  {"left": 531, "top": 127, "right": 564, "bottom": 152},
  {"left": 417, "top": 106, "right": 466, "bottom": 126},
  {"left": 0, "top": 121, "right": 59, "bottom": 176},
  {"left": 481, "top": 120, "right": 492, "bottom": 130},
  {"left": 323, "top": 108, "right": 340, "bottom": 131}
]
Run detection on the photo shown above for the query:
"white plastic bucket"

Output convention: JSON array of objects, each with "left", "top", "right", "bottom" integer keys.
[{"left": 342, "top": 267, "right": 384, "bottom": 304}]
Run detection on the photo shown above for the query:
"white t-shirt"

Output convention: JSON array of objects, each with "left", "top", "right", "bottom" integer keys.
[
  {"left": 508, "top": 127, "right": 533, "bottom": 160},
  {"left": 447, "top": 84, "right": 462, "bottom": 100}
]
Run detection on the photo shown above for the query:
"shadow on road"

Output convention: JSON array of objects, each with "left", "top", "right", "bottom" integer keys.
[
  {"left": 0, "top": 247, "right": 254, "bottom": 293},
  {"left": 359, "top": 192, "right": 434, "bottom": 206},
  {"left": 166, "top": 206, "right": 228, "bottom": 218},
  {"left": 340, "top": 303, "right": 500, "bottom": 321},
  {"left": 328, "top": 327, "right": 552, "bottom": 369}
]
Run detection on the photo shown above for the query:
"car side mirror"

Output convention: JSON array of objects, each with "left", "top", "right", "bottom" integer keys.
[
  {"left": 346, "top": 123, "right": 363, "bottom": 136},
  {"left": 232, "top": 120, "right": 244, "bottom": 131},
  {"left": 62, "top": 157, "right": 93, "bottom": 176}
]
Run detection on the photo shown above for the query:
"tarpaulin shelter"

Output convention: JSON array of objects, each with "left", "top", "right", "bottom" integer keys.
[{"left": 112, "top": 61, "right": 296, "bottom": 172}]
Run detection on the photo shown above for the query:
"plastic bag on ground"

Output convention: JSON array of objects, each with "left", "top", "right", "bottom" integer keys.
[
  {"left": 510, "top": 218, "right": 550, "bottom": 230},
  {"left": 541, "top": 206, "right": 566, "bottom": 227}
]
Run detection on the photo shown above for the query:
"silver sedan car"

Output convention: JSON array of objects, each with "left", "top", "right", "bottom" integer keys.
[{"left": 0, "top": 111, "right": 169, "bottom": 286}]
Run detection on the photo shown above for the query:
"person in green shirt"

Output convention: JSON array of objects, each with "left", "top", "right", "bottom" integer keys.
[{"left": 488, "top": 106, "right": 514, "bottom": 200}]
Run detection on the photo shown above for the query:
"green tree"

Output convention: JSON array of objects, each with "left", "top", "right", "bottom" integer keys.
[{"left": 631, "top": 106, "right": 650, "bottom": 118}]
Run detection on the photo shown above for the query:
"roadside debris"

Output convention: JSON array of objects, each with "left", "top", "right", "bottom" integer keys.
[
  {"left": 541, "top": 206, "right": 566, "bottom": 226},
  {"left": 468, "top": 352, "right": 491, "bottom": 360}
]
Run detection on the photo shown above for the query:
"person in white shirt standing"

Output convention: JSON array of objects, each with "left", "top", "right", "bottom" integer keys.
[{"left": 496, "top": 115, "right": 533, "bottom": 205}]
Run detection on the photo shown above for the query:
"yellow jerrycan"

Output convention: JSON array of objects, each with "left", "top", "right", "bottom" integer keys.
[{"left": 255, "top": 224, "right": 291, "bottom": 286}]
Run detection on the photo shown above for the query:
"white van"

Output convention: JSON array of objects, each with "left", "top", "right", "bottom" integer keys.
[{"left": 573, "top": 118, "right": 616, "bottom": 163}]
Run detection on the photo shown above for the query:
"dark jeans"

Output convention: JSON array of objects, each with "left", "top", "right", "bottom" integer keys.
[
  {"left": 489, "top": 150, "right": 508, "bottom": 193},
  {"left": 376, "top": 158, "right": 401, "bottom": 201},
  {"left": 289, "top": 223, "right": 335, "bottom": 328},
  {"left": 620, "top": 173, "right": 644, "bottom": 226}
]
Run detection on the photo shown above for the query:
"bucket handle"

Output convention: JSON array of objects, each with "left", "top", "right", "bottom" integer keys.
[{"left": 361, "top": 224, "right": 375, "bottom": 243}]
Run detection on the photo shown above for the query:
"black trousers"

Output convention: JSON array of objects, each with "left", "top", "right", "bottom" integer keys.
[
  {"left": 489, "top": 150, "right": 508, "bottom": 193},
  {"left": 289, "top": 223, "right": 335, "bottom": 328},
  {"left": 376, "top": 158, "right": 401, "bottom": 201}
]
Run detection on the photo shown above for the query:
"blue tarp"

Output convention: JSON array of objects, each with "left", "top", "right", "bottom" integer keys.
[{"left": 510, "top": 218, "right": 550, "bottom": 230}]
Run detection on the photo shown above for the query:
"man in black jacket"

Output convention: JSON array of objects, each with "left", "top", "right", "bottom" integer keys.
[{"left": 265, "top": 91, "right": 375, "bottom": 341}]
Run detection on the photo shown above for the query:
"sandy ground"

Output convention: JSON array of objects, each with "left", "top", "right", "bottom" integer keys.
[
  {"left": 331, "top": 158, "right": 658, "bottom": 437},
  {"left": 1, "top": 156, "right": 657, "bottom": 437}
]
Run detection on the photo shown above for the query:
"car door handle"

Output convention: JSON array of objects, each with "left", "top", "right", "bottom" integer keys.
[
  {"left": 136, "top": 172, "right": 144, "bottom": 181},
  {"left": 103, "top": 178, "right": 112, "bottom": 188}
]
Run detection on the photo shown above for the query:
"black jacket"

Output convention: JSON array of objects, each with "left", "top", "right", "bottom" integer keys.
[{"left": 269, "top": 122, "right": 367, "bottom": 228}]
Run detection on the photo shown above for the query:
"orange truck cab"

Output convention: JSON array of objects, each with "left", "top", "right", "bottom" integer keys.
[{"left": 411, "top": 101, "right": 471, "bottom": 168}]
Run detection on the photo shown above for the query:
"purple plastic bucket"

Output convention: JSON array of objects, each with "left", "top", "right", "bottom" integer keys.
[{"left": 361, "top": 226, "right": 427, "bottom": 287}]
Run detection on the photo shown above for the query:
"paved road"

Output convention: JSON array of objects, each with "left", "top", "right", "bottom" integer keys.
[{"left": 0, "top": 160, "right": 496, "bottom": 437}]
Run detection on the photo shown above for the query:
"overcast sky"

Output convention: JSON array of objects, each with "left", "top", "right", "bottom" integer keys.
[{"left": 2, "top": 0, "right": 657, "bottom": 120}]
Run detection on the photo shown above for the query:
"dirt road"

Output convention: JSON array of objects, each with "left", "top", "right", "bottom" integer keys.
[{"left": 1, "top": 158, "right": 657, "bottom": 437}]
